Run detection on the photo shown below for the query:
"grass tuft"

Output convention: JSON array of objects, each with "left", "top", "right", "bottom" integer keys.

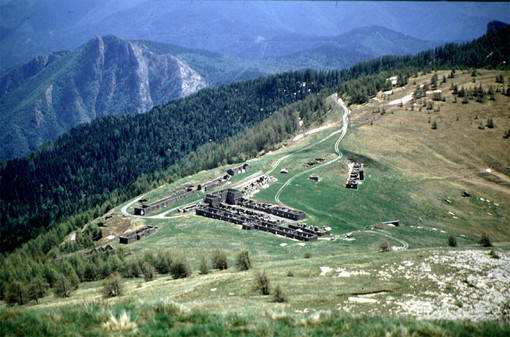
[{"left": 102, "top": 310, "right": 138, "bottom": 332}]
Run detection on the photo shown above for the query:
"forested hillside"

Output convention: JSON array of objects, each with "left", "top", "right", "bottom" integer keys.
[
  {"left": 0, "top": 25, "right": 508, "bottom": 253},
  {"left": 0, "top": 35, "right": 207, "bottom": 160}
]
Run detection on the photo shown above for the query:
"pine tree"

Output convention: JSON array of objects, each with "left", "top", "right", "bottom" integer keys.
[
  {"left": 5, "top": 280, "right": 28, "bottom": 305},
  {"left": 28, "top": 277, "right": 49, "bottom": 304},
  {"left": 54, "top": 274, "right": 72, "bottom": 298}
]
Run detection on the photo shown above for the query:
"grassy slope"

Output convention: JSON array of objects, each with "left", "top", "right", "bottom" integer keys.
[{"left": 1, "top": 70, "right": 509, "bottom": 335}]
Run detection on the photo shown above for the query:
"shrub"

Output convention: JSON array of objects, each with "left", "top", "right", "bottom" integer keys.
[
  {"left": 199, "top": 256, "right": 209, "bottom": 275},
  {"left": 212, "top": 250, "right": 228, "bottom": 270},
  {"left": 272, "top": 284, "right": 287, "bottom": 303},
  {"left": 504, "top": 129, "right": 510, "bottom": 139},
  {"left": 154, "top": 250, "right": 173, "bottom": 274},
  {"left": 486, "top": 118, "right": 495, "bottom": 129},
  {"left": 254, "top": 270, "right": 271, "bottom": 295},
  {"left": 488, "top": 250, "right": 500, "bottom": 259},
  {"left": 478, "top": 233, "right": 492, "bottom": 247},
  {"left": 169, "top": 254, "right": 192, "bottom": 279},
  {"left": 379, "top": 239, "right": 391, "bottom": 252},
  {"left": 431, "top": 121, "right": 437, "bottom": 130},
  {"left": 286, "top": 270, "right": 294, "bottom": 277},
  {"left": 447, "top": 235, "right": 457, "bottom": 247},
  {"left": 102, "top": 272, "right": 124, "bottom": 298},
  {"left": 235, "top": 249, "right": 252, "bottom": 271},
  {"left": 141, "top": 262, "right": 156, "bottom": 282},
  {"left": 303, "top": 251, "right": 311, "bottom": 259},
  {"left": 478, "top": 121, "right": 485, "bottom": 130}
]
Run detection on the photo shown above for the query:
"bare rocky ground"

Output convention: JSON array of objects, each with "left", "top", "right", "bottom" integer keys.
[{"left": 330, "top": 249, "right": 510, "bottom": 321}]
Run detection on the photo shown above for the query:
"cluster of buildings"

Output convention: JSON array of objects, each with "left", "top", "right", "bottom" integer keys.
[
  {"left": 345, "top": 162, "right": 364, "bottom": 189},
  {"left": 196, "top": 188, "right": 317, "bottom": 241}
]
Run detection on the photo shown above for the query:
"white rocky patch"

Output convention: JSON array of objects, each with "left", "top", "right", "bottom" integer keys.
[
  {"left": 336, "top": 268, "right": 370, "bottom": 278},
  {"left": 387, "top": 250, "right": 510, "bottom": 321},
  {"left": 174, "top": 57, "right": 207, "bottom": 97},
  {"left": 389, "top": 94, "right": 413, "bottom": 106},
  {"left": 348, "top": 296, "right": 378, "bottom": 303},
  {"left": 320, "top": 267, "right": 333, "bottom": 276},
  {"left": 131, "top": 43, "right": 154, "bottom": 113}
]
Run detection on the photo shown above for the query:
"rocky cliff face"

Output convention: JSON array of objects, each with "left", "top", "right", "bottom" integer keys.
[{"left": 0, "top": 35, "right": 206, "bottom": 160}]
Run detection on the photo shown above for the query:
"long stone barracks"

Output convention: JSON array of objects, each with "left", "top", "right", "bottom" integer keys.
[{"left": 196, "top": 188, "right": 330, "bottom": 241}]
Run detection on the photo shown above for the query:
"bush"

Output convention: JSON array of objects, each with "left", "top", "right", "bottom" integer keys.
[
  {"left": 254, "top": 270, "right": 271, "bottom": 295},
  {"left": 504, "top": 129, "right": 510, "bottom": 139},
  {"left": 379, "top": 239, "right": 391, "bottom": 252},
  {"left": 286, "top": 270, "right": 294, "bottom": 277},
  {"left": 486, "top": 118, "right": 495, "bottom": 129},
  {"left": 154, "top": 251, "right": 173, "bottom": 274},
  {"left": 141, "top": 262, "right": 156, "bottom": 282},
  {"left": 199, "top": 256, "right": 209, "bottom": 275},
  {"left": 235, "top": 249, "right": 252, "bottom": 271},
  {"left": 169, "top": 254, "right": 192, "bottom": 279},
  {"left": 212, "top": 250, "right": 228, "bottom": 270},
  {"left": 488, "top": 250, "right": 500, "bottom": 259},
  {"left": 447, "top": 235, "right": 457, "bottom": 247},
  {"left": 478, "top": 121, "right": 485, "bottom": 130},
  {"left": 272, "top": 284, "right": 287, "bottom": 303},
  {"left": 303, "top": 251, "right": 311, "bottom": 259},
  {"left": 431, "top": 121, "right": 437, "bottom": 130},
  {"left": 478, "top": 233, "right": 492, "bottom": 247},
  {"left": 102, "top": 272, "right": 124, "bottom": 298}
]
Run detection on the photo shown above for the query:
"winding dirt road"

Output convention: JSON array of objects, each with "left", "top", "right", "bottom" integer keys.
[{"left": 274, "top": 94, "right": 350, "bottom": 203}]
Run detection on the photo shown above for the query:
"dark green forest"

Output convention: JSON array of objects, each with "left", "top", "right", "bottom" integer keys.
[{"left": 1, "top": 25, "right": 508, "bottom": 255}]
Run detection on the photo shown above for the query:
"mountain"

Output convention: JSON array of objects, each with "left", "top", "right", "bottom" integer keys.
[
  {"left": 1, "top": 1, "right": 509, "bottom": 71},
  {"left": 487, "top": 20, "right": 509, "bottom": 34},
  {"left": 0, "top": 25, "right": 433, "bottom": 161},
  {"left": 0, "top": 35, "right": 207, "bottom": 160},
  {"left": 332, "top": 26, "right": 439, "bottom": 57}
]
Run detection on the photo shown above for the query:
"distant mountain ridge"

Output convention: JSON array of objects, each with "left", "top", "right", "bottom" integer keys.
[
  {"left": 1, "top": 1, "right": 509, "bottom": 71},
  {"left": 0, "top": 35, "right": 207, "bottom": 160},
  {"left": 0, "top": 24, "right": 442, "bottom": 160}
]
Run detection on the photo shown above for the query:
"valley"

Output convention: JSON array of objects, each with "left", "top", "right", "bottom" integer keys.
[
  {"left": 1, "top": 17, "right": 509, "bottom": 334},
  {"left": 2, "top": 71, "right": 507, "bottom": 335}
]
